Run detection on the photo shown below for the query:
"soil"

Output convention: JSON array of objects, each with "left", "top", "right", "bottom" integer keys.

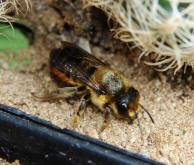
[{"left": 0, "top": 0, "right": 193, "bottom": 164}]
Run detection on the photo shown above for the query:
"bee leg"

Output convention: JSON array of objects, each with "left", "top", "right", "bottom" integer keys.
[
  {"left": 66, "top": 98, "right": 75, "bottom": 105},
  {"left": 31, "top": 87, "right": 78, "bottom": 101},
  {"left": 76, "top": 86, "right": 88, "bottom": 95},
  {"left": 73, "top": 94, "right": 90, "bottom": 128},
  {"left": 66, "top": 86, "right": 88, "bottom": 105},
  {"left": 100, "top": 107, "right": 111, "bottom": 132}
]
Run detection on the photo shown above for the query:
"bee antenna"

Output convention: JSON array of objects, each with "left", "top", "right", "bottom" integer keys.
[{"left": 140, "top": 104, "right": 154, "bottom": 124}]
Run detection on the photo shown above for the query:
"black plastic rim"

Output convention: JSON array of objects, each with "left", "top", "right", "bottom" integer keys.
[{"left": 0, "top": 103, "right": 164, "bottom": 165}]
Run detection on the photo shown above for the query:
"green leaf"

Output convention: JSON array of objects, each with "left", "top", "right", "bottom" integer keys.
[
  {"left": 159, "top": 0, "right": 172, "bottom": 12},
  {"left": 182, "top": 129, "right": 186, "bottom": 135},
  {"left": 159, "top": 0, "right": 190, "bottom": 12},
  {"left": 0, "top": 23, "right": 29, "bottom": 52}
]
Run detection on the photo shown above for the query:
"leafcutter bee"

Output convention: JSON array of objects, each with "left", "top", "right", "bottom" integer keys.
[{"left": 32, "top": 41, "right": 154, "bottom": 131}]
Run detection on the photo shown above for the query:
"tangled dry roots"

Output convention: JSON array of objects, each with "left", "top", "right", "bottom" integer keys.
[
  {"left": 0, "top": 0, "right": 30, "bottom": 22},
  {"left": 84, "top": 0, "right": 194, "bottom": 72}
]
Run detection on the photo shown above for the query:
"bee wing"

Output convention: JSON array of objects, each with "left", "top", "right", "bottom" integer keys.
[
  {"left": 62, "top": 41, "right": 107, "bottom": 66},
  {"left": 71, "top": 64, "right": 106, "bottom": 95},
  {"left": 50, "top": 42, "right": 108, "bottom": 95}
]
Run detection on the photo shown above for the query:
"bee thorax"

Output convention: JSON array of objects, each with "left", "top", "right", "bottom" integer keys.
[{"left": 101, "top": 71, "right": 124, "bottom": 95}]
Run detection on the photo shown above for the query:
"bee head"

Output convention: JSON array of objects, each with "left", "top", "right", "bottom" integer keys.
[{"left": 116, "top": 87, "right": 140, "bottom": 122}]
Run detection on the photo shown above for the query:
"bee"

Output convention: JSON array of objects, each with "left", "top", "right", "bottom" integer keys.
[{"left": 33, "top": 41, "right": 154, "bottom": 131}]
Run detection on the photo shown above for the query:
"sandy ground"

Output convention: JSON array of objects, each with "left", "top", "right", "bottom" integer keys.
[
  {"left": 0, "top": 158, "right": 20, "bottom": 165},
  {"left": 0, "top": 0, "right": 193, "bottom": 164},
  {"left": 0, "top": 40, "right": 193, "bottom": 165}
]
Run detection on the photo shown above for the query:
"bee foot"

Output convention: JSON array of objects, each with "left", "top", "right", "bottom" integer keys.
[
  {"left": 100, "top": 124, "right": 106, "bottom": 132},
  {"left": 73, "top": 116, "right": 80, "bottom": 129}
]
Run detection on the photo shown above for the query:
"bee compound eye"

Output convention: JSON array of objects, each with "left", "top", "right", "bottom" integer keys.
[
  {"left": 121, "top": 103, "right": 127, "bottom": 109},
  {"left": 117, "top": 101, "right": 128, "bottom": 112}
]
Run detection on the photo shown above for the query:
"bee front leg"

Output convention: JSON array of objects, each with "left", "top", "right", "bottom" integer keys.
[
  {"left": 73, "top": 94, "right": 90, "bottom": 128},
  {"left": 31, "top": 87, "right": 78, "bottom": 101},
  {"left": 100, "top": 106, "right": 111, "bottom": 132}
]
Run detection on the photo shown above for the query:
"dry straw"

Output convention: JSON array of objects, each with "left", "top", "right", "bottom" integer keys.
[
  {"left": 84, "top": 0, "right": 194, "bottom": 72},
  {"left": 0, "top": 0, "right": 30, "bottom": 24}
]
